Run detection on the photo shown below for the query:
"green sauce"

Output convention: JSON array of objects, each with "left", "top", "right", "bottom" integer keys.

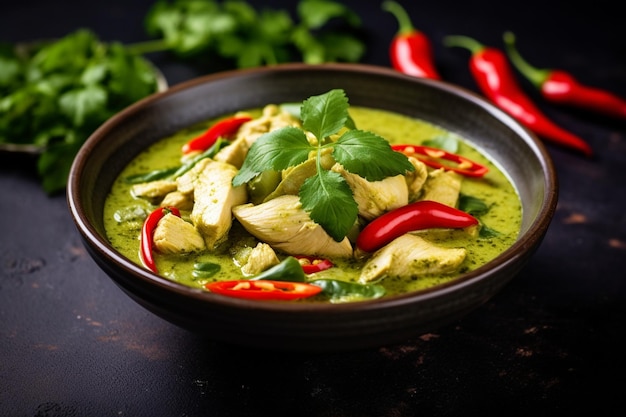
[{"left": 104, "top": 107, "right": 521, "bottom": 298}]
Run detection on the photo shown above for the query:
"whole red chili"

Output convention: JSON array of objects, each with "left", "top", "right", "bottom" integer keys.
[
  {"left": 182, "top": 115, "right": 252, "bottom": 154},
  {"left": 356, "top": 200, "right": 479, "bottom": 253},
  {"left": 391, "top": 144, "right": 489, "bottom": 177},
  {"left": 444, "top": 35, "right": 593, "bottom": 157},
  {"left": 382, "top": 0, "right": 441, "bottom": 80},
  {"left": 140, "top": 206, "right": 181, "bottom": 273},
  {"left": 504, "top": 31, "right": 626, "bottom": 120}
]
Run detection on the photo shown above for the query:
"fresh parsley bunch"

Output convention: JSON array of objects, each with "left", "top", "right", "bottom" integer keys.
[
  {"left": 0, "top": 29, "right": 161, "bottom": 194},
  {"left": 233, "top": 89, "right": 415, "bottom": 241},
  {"left": 135, "top": 0, "right": 365, "bottom": 67}
]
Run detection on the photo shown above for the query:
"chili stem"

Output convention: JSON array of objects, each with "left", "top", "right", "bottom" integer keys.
[
  {"left": 382, "top": 0, "right": 415, "bottom": 34},
  {"left": 503, "top": 32, "right": 550, "bottom": 88},
  {"left": 443, "top": 35, "right": 484, "bottom": 54}
]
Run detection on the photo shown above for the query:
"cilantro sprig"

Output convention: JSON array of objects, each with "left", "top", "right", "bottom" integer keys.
[
  {"left": 232, "top": 89, "right": 415, "bottom": 241},
  {"left": 0, "top": 29, "right": 161, "bottom": 194},
  {"left": 134, "top": 0, "right": 365, "bottom": 67}
]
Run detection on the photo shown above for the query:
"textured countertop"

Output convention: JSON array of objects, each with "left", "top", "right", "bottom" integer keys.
[{"left": 2, "top": 0, "right": 625, "bottom": 415}]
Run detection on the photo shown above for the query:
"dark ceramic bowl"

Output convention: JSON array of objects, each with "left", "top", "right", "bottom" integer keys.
[{"left": 67, "top": 63, "right": 557, "bottom": 352}]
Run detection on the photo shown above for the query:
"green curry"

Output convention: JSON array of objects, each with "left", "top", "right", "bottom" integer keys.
[{"left": 104, "top": 100, "right": 521, "bottom": 300}]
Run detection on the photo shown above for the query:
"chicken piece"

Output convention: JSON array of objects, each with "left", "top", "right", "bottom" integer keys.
[
  {"left": 153, "top": 213, "right": 206, "bottom": 254},
  {"left": 263, "top": 153, "right": 334, "bottom": 202},
  {"left": 359, "top": 234, "right": 466, "bottom": 283},
  {"left": 214, "top": 105, "right": 301, "bottom": 168},
  {"left": 405, "top": 156, "right": 429, "bottom": 201},
  {"left": 160, "top": 191, "right": 194, "bottom": 211},
  {"left": 332, "top": 163, "right": 408, "bottom": 221},
  {"left": 420, "top": 169, "right": 462, "bottom": 207},
  {"left": 212, "top": 138, "right": 249, "bottom": 170},
  {"left": 240, "top": 242, "right": 280, "bottom": 276},
  {"left": 131, "top": 180, "right": 178, "bottom": 202},
  {"left": 232, "top": 195, "right": 353, "bottom": 258},
  {"left": 176, "top": 158, "right": 211, "bottom": 195},
  {"left": 191, "top": 160, "right": 248, "bottom": 249},
  {"left": 263, "top": 159, "right": 316, "bottom": 201},
  {"left": 239, "top": 105, "right": 301, "bottom": 143}
]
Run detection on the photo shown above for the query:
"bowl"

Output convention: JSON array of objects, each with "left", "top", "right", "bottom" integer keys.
[{"left": 67, "top": 63, "right": 557, "bottom": 352}]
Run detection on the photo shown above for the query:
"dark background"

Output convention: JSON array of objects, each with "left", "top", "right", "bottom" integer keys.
[{"left": 2, "top": 1, "right": 625, "bottom": 416}]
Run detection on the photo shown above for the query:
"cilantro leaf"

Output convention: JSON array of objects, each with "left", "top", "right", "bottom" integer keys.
[
  {"left": 1, "top": 29, "right": 161, "bottom": 194},
  {"left": 315, "top": 33, "right": 366, "bottom": 63},
  {"left": 232, "top": 89, "right": 414, "bottom": 241},
  {"left": 0, "top": 48, "right": 21, "bottom": 89},
  {"left": 38, "top": 136, "right": 82, "bottom": 194},
  {"left": 217, "top": 5, "right": 293, "bottom": 67},
  {"left": 233, "top": 126, "right": 312, "bottom": 186},
  {"left": 333, "top": 130, "right": 415, "bottom": 181},
  {"left": 302, "top": 88, "right": 349, "bottom": 140},
  {"left": 300, "top": 170, "right": 358, "bottom": 241},
  {"left": 59, "top": 85, "right": 108, "bottom": 127},
  {"left": 297, "top": 0, "right": 361, "bottom": 29},
  {"left": 144, "top": 0, "right": 236, "bottom": 56},
  {"left": 139, "top": 0, "right": 365, "bottom": 67}
]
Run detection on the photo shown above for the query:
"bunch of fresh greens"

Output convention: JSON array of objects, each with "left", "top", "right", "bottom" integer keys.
[
  {"left": 130, "top": 0, "right": 365, "bottom": 67},
  {"left": 0, "top": 29, "right": 161, "bottom": 194},
  {"left": 1, "top": 0, "right": 366, "bottom": 195},
  {"left": 233, "top": 89, "right": 415, "bottom": 242}
]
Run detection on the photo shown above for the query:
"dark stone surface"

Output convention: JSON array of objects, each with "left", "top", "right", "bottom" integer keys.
[{"left": 2, "top": 1, "right": 625, "bottom": 415}]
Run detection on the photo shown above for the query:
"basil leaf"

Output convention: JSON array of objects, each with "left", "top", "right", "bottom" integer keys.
[
  {"left": 193, "top": 262, "right": 221, "bottom": 279},
  {"left": 249, "top": 257, "right": 306, "bottom": 282},
  {"left": 125, "top": 138, "right": 229, "bottom": 184},
  {"left": 458, "top": 194, "right": 489, "bottom": 216},
  {"left": 310, "top": 278, "right": 386, "bottom": 302},
  {"left": 125, "top": 167, "right": 180, "bottom": 184}
]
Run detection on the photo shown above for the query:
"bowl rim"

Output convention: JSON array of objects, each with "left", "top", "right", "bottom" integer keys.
[{"left": 67, "top": 62, "right": 558, "bottom": 314}]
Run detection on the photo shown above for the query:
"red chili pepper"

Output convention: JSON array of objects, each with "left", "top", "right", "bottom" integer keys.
[
  {"left": 444, "top": 35, "right": 593, "bottom": 157},
  {"left": 356, "top": 200, "right": 479, "bottom": 253},
  {"left": 382, "top": 0, "right": 441, "bottom": 80},
  {"left": 391, "top": 144, "right": 489, "bottom": 177},
  {"left": 140, "top": 206, "right": 181, "bottom": 273},
  {"left": 294, "top": 255, "right": 334, "bottom": 274},
  {"left": 504, "top": 32, "right": 626, "bottom": 120},
  {"left": 182, "top": 115, "right": 252, "bottom": 154},
  {"left": 205, "top": 280, "right": 322, "bottom": 301}
]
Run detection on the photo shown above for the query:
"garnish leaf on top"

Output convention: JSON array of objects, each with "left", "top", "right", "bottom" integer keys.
[{"left": 233, "top": 89, "right": 415, "bottom": 242}]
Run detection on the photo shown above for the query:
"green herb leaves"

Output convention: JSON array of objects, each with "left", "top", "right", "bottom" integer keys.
[
  {"left": 141, "top": 0, "right": 365, "bottom": 67},
  {"left": 302, "top": 89, "right": 349, "bottom": 139},
  {"left": 231, "top": 127, "right": 312, "bottom": 185},
  {"left": 0, "top": 30, "right": 161, "bottom": 194},
  {"left": 300, "top": 169, "right": 356, "bottom": 241},
  {"left": 233, "top": 89, "right": 415, "bottom": 242}
]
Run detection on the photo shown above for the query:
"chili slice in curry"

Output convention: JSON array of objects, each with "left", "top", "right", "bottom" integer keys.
[
  {"left": 392, "top": 144, "right": 488, "bottom": 177},
  {"left": 182, "top": 115, "right": 252, "bottom": 154},
  {"left": 140, "top": 206, "right": 181, "bottom": 273},
  {"left": 294, "top": 255, "right": 334, "bottom": 274},
  {"left": 205, "top": 280, "right": 322, "bottom": 300}
]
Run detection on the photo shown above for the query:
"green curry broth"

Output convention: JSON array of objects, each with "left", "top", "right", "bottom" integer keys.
[{"left": 104, "top": 107, "right": 522, "bottom": 298}]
